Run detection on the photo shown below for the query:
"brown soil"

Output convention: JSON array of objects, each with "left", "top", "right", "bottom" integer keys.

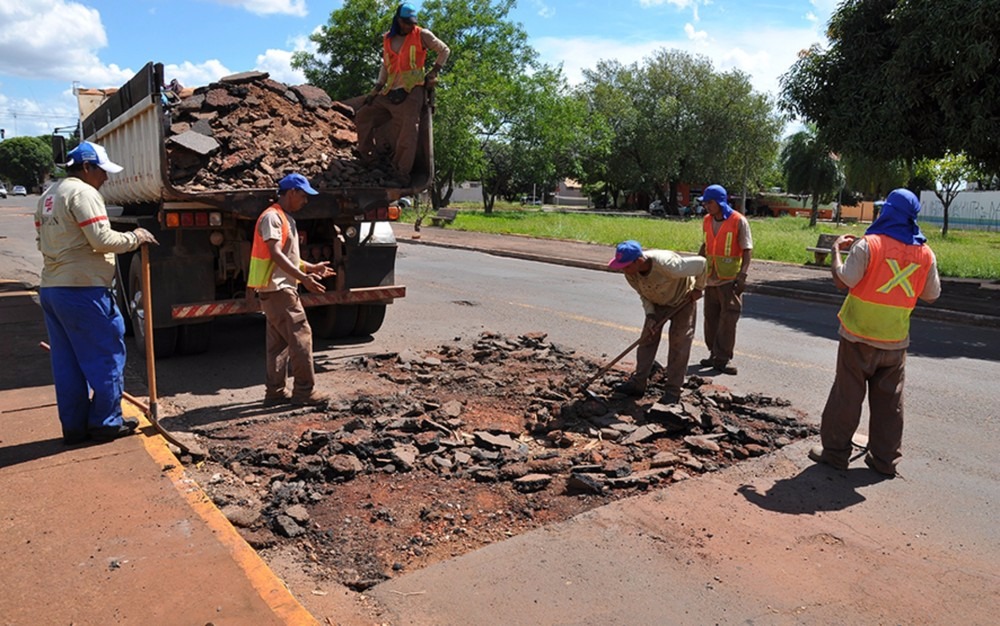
[{"left": 179, "top": 332, "right": 816, "bottom": 592}]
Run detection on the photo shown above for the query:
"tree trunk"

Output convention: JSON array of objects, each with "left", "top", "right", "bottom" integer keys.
[{"left": 809, "top": 194, "right": 819, "bottom": 227}]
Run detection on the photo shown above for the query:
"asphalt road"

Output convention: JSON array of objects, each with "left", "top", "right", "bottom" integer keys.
[{"left": 3, "top": 199, "right": 998, "bottom": 623}]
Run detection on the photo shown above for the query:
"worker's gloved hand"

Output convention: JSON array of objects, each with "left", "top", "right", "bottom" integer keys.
[
  {"left": 134, "top": 228, "right": 159, "bottom": 246},
  {"left": 734, "top": 274, "right": 747, "bottom": 295}
]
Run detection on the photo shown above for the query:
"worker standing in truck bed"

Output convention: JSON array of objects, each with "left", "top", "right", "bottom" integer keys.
[{"left": 356, "top": 2, "right": 450, "bottom": 187}]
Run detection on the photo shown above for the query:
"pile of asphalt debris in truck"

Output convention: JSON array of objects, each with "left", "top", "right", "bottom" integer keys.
[
  {"left": 162, "top": 71, "right": 393, "bottom": 191},
  {"left": 178, "top": 331, "right": 816, "bottom": 591}
]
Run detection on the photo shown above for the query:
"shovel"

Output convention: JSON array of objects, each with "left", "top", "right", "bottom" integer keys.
[{"left": 578, "top": 312, "right": 672, "bottom": 399}]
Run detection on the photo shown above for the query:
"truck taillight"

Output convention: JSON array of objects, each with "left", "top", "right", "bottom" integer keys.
[
  {"left": 363, "top": 206, "right": 401, "bottom": 221},
  {"left": 164, "top": 210, "right": 223, "bottom": 228}
]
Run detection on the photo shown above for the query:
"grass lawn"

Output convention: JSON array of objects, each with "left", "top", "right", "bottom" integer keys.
[{"left": 407, "top": 204, "right": 1000, "bottom": 280}]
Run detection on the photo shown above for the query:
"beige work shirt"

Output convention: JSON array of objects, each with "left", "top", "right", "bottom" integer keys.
[
  {"left": 626, "top": 250, "right": 708, "bottom": 314},
  {"left": 35, "top": 177, "right": 141, "bottom": 288},
  {"left": 257, "top": 207, "right": 301, "bottom": 293}
]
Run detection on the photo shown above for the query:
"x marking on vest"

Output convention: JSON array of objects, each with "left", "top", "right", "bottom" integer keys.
[{"left": 876, "top": 259, "right": 918, "bottom": 298}]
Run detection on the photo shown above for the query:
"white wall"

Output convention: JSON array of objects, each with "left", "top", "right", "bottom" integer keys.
[{"left": 919, "top": 190, "right": 1000, "bottom": 231}]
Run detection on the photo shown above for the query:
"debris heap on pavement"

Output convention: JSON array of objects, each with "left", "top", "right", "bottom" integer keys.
[
  {"left": 163, "top": 71, "right": 391, "bottom": 192},
  {"left": 187, "top": 331, "right": 816, "bottom": 590}
]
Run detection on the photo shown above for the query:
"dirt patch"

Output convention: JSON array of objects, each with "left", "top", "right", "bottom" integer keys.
[{"left": 179, "top": 332, "right": 816, "bottom": 591}]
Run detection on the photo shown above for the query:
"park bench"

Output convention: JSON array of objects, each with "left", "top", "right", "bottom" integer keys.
[
  {"left": 429, "top": 208, "right": 458, "bottom": 227},
  {"left": 806, "top": 233, "right": 840, "bottom": 265}
]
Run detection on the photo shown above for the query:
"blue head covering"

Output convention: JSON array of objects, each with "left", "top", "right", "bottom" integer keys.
[
  {"left": 698, "top": 184, "right": 733, "bottom": 220},
  {"left": 866, "top": 188, "right": 926, "bottom": 245}
]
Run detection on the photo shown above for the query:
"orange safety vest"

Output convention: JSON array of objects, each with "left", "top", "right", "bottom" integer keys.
[
  {"left": 703, "top": 213, "right": 745, "bottom": 279},
  {"left": 247, "top": 205, "right": 290, "bottom": 289},
  {"left": 838, "top": 234, "right": 934, "bottom": 342},
  {"left": 381, "top": 26, "right": 427, "bottom": 93}
]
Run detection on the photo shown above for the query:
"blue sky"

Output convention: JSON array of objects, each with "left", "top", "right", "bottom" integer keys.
[{"left": 0, "top": 0, "right": 837, "bottom": 139}]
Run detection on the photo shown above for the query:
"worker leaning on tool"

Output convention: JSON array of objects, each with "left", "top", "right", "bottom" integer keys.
[
  {"left": 35, "top": 141, "right": 158, "bottom": 445},
  {"left": 608, "top": 240, "right": 707, "bottom": 405}
]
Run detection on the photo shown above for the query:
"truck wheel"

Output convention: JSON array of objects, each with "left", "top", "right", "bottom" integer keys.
[
  {"left": 176, "top": 322, "right": 213, "bottom": 355},
  {"left": 308, "top": 304, "right": 358, "bottom": 339},
  {"left": 353, "top": 304, "right": 387, "bottom": 336},
  {"left": 129, "top": 255, "right": 177, "bottom": 358}
]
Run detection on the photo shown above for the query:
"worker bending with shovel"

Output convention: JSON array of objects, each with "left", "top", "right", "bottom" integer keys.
[{"left": 608, "top": 240, "right": 707, "bottom": 405}]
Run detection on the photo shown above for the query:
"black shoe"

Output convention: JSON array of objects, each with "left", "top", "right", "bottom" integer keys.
[
  {"left": 699, "top": 358, "right": 716, "bottom": 367},
  {"left": 90, "top": 418, "right": 139, "bottom": 442},
  {"left": 658, "top": 392, "right": 681, "bottom": 405},
  {"left": 715, "top": 362, "right": 738, "bottom": 375},
  {"left": 63, "top": 431, "right": 89, "bottom": 445}
]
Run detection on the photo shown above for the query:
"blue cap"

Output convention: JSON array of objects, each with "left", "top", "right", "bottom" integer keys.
[
  {"left": 697, "top": 183, "right": 733, "bottom": 217},
  {"left": 608, "top": 240, "right": 643, "bottom": 270},
  {"left": 66, "top": 141, "right": 123, "bottom": 173},
  {"left": 399, "top": 2, "right": 418, "bottom": 23},
  {"left": 278, "top": 173, "right": 318, "bottom": 195}
]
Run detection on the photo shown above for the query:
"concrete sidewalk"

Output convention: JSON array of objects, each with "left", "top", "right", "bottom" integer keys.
[{"left": 0, "top": 282, "right": 316, "bottom": 626}]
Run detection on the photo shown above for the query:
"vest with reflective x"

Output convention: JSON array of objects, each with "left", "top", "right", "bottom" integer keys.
[
  {"left": 703, "top": 213, "right": 745, "bottom": 279},
  {"left": 381, "top": 26, "right": 427, "bottom": 94},
  {"left": 247, "top": 205, "right": 289, "bottom": 289},
  {"left": 838, "top": 234, "right": 934, "bottom": 342}
]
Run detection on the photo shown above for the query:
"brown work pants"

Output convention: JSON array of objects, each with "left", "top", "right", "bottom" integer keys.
[
  {"left": 820, "top": 337, "right": 906, "bottom": 473},
  {"left": 259, "top": 288, "right": 315, "bottom": 397},
  {"left": 355, "top": 85, "right": 425, "bottom": 184},
  {"left": 634, "top": 299, "right": 697, "bottom": 396},
  {"left": 703, "top": 281, "right": 742, "bottom": 364}
]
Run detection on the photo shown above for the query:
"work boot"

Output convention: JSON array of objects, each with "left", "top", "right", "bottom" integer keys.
[
  {"left": 808, "top": 445, "right": 849, "bottom": 471},
  {"left": 63, "top": 431, "right": 89, "bottom": 445},
  {"left": 90, "top": 417, "right": 140, "bottom": 442},
  {"left": 291, "top": 390, "right": 331, "bottom": 407},
  {"left": 864, "top": 453, "right": 897, "bottom": 478},
  {"left": 714, "top": 361, "right": 738, "bottom": 375},
  {"left": 657, "top": 391, "right": 681, "bottom": 405},
  {"left": 613, "top": 378, "right": 647, "bottom": 397},
  {"left": 263, "top": 391, "right": 291, "bottom": 407},
  {"left": 699, "top": 357, "right": 716, "bottom": 368}
]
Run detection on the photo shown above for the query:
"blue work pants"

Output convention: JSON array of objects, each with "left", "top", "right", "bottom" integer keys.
[{"left": 39, "top": 287, "right": 127, "bottom": 438}]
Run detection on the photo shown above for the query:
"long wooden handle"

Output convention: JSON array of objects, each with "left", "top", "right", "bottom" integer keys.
[{"left": 140, "top": 245, "right": 157, "bottom": 406}]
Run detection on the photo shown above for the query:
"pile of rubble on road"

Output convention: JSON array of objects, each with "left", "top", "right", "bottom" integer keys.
[
  {"left": 163, "top": 71, "right": 391, "bottom": 192},
  {"left": 193, "top": 331, "right": 816, "bottom": 589}
]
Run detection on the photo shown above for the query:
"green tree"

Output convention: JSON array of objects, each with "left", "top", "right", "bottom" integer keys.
[
  {"left": 914, "top": 153, "right": 978, "bottom": 237},
  {"left": 578, "top": 50, "right": 783, "bottom": 215},
  {"left": 780, "top": 0, "right": 1000, "bottom": 173},
  {"left": 0, "top": 136, "right": 52, "bottom": 189},
  {"left": 780, "top": 126, "right": 841, "bottom": 227},
  {"left": 295, "top": 0, "right": 539, "bottom": 210},
  {"left": 292, "top": 0, "right": 394, "bottom": 100}
]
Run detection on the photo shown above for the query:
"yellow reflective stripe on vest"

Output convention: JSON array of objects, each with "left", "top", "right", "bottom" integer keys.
[
  {"left": 247, "top": 207, "right": 288, "bottom": 289},
  {"left": 838, "top": 293, "right": 913, "bottom": 342},
  {"left": 876, "top": 259, "right": 919, "bottom": 298}
]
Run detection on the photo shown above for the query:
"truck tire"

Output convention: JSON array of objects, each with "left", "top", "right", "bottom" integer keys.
[
  {"left": 353, "top": 304, "right": 387, "bottom": 336},
  {"left": 176, "top": 322, "right": 213, "bottom": 355},
  {"left": 308, "top": 304, "right": 358, "bottom": 339},
  {"left": 129, "top": 255, "right": 177, "bottom": 358}
]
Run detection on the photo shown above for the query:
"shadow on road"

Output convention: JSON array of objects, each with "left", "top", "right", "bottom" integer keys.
[
  {"left": 743, "top": 293, "right": 1000, "bottom": 363},
  {"left": 736, "top": 464, "right": 892, "bottom": 514}
]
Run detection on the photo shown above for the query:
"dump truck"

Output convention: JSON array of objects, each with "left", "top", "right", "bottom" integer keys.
[{"left": 58, "top": 62, "right": 431, "bottom": 357}]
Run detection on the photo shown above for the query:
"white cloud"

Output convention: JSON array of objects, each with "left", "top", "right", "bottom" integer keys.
[
  {"left": 210, "top": 0, "right": 309, "bottom": 17},
  {"left": 530, "top": 0, "right": 556, "bottom": 19},
  {"left": 0, "top": 0, "right": 132, "bottom": 85},
  {"left": 639, "top": 0, "right": 700, "bottom": 9},
  {"left": 255, "top": 49, "right": 306, "bottom": 84},
  {"left": 163, "top": 60, "right": 234, "bottom": 88},
  {"left": 534, "top": 18, "right": 825, "bottom": 99}
]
